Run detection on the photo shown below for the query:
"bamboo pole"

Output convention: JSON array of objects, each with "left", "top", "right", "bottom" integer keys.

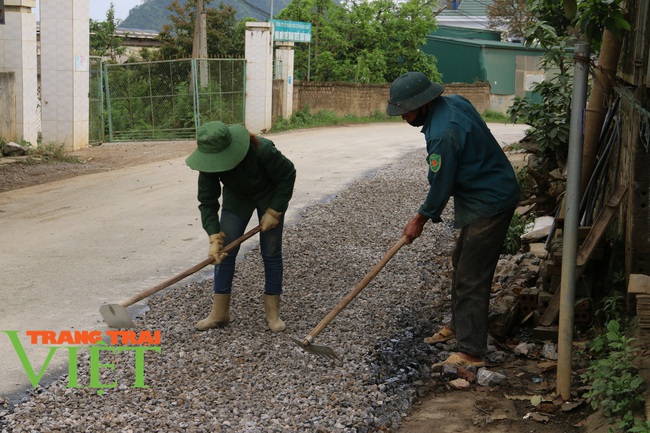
[{"left": 580, "top": 30, "right": 623, "bottom": 197}]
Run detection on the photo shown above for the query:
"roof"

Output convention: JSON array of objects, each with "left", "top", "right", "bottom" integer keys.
[
  {"left": 437, "top": 0, "right": 492, "bottom": 17},
  {"left": 436, "top": 0, "right": 493, "bottom": 30},
  {"left": 115, "top": 28, "right": 159, "bottom": 40},
  {"left": 426, "top": 34, "right": 545, "bottom": 53}
]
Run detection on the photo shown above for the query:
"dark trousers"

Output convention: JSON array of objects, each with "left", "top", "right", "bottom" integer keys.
[{"left": 450, "top": 208, "right": 514, "bottom": 356}]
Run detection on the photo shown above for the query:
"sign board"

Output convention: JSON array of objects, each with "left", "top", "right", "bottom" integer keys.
[
  {"left": 0, "top": 0, "right": 5, "bottom": 25},
  {"left": 273, "top": 20, "right": 311, "bottom": 43}
]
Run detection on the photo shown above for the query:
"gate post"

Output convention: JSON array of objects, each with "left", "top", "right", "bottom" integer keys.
[
  {"left": 1, "top": 0, "right": 38, "bottom": 145},
  {"left": 244, "top": 22, "right": 273, "bottom": 134},
  {"left": 275, "top": 41, "right": 294, "bottom": 120},
  {"left": 40, "top": 0, "right": 89, "bottom": 151}
]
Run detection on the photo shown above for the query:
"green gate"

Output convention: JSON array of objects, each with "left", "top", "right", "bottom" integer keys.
[
  {"left": 103, "top": 58, "right": 246, "bottom": 142},
  {"left": 89, "top": 56, "right": 104, "bottom": 145}
]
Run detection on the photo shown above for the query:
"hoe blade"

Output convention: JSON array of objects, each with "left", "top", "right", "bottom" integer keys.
[
  {"left": 100, "top": 303, "right": 136, "bottom": 329},
  {"left": 288, "top": 336, "right": 341, "bottom": 362}
]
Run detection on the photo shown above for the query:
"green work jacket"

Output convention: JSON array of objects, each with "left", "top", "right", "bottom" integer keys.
[
  {"left": 418, "top": 95, "right": 521, "bottom": 228},
  {"left": 196, "top": 137, "right": 296, "bottom": 235}
]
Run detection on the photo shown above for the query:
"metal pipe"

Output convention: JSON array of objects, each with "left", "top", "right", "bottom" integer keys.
[{"left": 557, "top": 43, "right": 591, "bottom": 400}]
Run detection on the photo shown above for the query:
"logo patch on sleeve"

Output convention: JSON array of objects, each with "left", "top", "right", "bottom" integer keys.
[{"left": 428, "top": 154, "right": 441, "bottom": 173}]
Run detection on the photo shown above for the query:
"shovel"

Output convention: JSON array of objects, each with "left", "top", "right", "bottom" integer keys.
[
  {"left": 100, "top": 225, "right": 262, "bottom": 328},
  {"left": 290, "top": 235, "right": 409, "bottom": 361}
]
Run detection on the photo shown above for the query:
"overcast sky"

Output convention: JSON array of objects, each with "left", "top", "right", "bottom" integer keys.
[{"left": 34, "top": 1, "right": 141, "bottom": 21}]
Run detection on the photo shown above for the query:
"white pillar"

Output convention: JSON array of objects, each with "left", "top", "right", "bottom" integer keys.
[
  {"left": 244, "top": 22, "right": 272, "bottom": 134},
  {"left": 0, "top": 0, "right": 38, "bottom": 145},
  {"left": 275, "top": 42, "right": 294, "bottom": 120},
  {"left": 40, "top": 0, "right": 89, "bottom": 151}
]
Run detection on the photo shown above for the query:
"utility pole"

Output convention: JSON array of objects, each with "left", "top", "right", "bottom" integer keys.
[{"left": 192, "top": 0, "right": 208, "bottom": 88}]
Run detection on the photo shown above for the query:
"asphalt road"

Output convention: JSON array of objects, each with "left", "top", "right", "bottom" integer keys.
[{"left": 0, "top": 122, "right": 527, "bottom": 401}]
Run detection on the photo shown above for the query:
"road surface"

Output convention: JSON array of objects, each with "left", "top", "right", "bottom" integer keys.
[{"left": 0, "top": 122, "right": 527, "bottom": 400}]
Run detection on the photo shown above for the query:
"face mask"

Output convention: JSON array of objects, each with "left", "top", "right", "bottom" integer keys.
[{"left": 407, "top": 107, "right": 427, "bottom": 127}]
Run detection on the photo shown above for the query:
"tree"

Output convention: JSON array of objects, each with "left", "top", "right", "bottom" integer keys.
[
  {"left": 156, "top": 0, "right": 244, "bottom": 59},
  {"left": 486, "top": 0, "right": 536, "bottom": 40},
  {"left": 89, "top": 3, "right": 126, "bottom": 62},
  {"left": 277, "top": 0, "right": 441, "bottom": 84},
  {"left": 505, "top": 0, "right": 630, "bottom": 216}
]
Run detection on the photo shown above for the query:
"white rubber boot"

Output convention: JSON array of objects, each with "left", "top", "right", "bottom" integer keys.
[
  {"left": 264, "top": 294, "right": 286, "bottom": 333},
  {"left": 195, "top": 294, "right": 230, "bottom": 331}
]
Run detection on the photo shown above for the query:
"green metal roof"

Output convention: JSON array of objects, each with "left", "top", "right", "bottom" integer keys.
[
  {"left": 427, "top": 35, "right": 546, "bottom": 52},
  {"left": 434, "top": 25, "right": 501, "bottom": 41}
]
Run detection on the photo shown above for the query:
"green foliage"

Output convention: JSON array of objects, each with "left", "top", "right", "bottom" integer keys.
[
  {"left": 526, "top": 0, "right": 575, "bottom": 35},
  {"left": 90, "top": 4, "right": 126, "bottom": 61},
  {"left": 502, "top": 212, "right": 525, "bottom": 255},
  {"left": 511, "top": 22, "right": 574, "bottom": 174},
  {"left": 506, "top": 21, "right": 574, "bottom": 212},
  {"left": 515, "top": 166, "right": 533, "bottom": 194},
  {"left": 582, "top": 320, "right": 646, "bottom": 432},
  {"left": 482, "top": 110, "right": 512, "bottom": 123},
  {"left": 24, "top": 143, "right": 82, "bottom": 164},
  {"left": 277, "top": 0, "right": 441, "bottom": 84},
  {"left": 575, "top": 0, "right": 631, "bottom": 49},
  {"left": 270, "top": 106, "right": 394, "bottom": 132},
  {"left": 595, "top": 294, "right": 626, "bottom": 326},
  {"left": 630, "top": 419, "right": 650, "bottom": 433},
  {"left": 525, "top": 0, "right": 630, "bottom": 50},
  {"left": 156, "top": 0, "right": 244, "bottom": 59}
]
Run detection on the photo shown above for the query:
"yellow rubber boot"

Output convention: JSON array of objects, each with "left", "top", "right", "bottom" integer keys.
[
  {"left": 264, "top": 294, "right": 286, "bottom": 333},
  {"left": 195, "top": 294, "right": 230, "bottom": 331}
]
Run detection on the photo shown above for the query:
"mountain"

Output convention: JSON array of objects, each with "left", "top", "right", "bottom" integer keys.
[{"left": 119, "top": 0, "right": 293, "bottom": 31}]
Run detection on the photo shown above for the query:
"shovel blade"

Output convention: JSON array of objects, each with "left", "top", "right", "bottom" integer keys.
[
  {"left": 288, "top": 336, "right": 341, "bottom": 361},
  {"left": 100, "top": 304, "right": 136, "bottom": 329}
]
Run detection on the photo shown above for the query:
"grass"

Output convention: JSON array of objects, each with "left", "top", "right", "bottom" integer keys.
[
  {"left": 1, "top": 141, "right": 83, "bottom": 164},
  {"left": 270, "top": 108, "right": 399, "bottom": 132},
  {"left": 482, "top": 110, "right": 516, "bottom": 123},
  {"left": 271, "top": 107, "right": 518, "bottom": 133}
]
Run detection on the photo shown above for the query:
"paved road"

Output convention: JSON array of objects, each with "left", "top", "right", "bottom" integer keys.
[{"left": 0, "top": 122, "right": 527, "bottom": 400}]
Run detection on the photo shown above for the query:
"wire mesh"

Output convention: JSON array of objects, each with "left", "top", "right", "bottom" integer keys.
[
  {"left": 104, "top": 58, "right": 246, "bottom": 142},
  {"left": 89, "top": 56, "right": 104, "bottom": 145}
]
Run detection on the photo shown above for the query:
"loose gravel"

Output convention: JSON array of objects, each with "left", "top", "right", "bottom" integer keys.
[{"left": 1, "top": 149, "right": 528, "bottom": 433}]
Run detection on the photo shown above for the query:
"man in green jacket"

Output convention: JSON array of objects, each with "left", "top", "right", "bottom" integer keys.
[
  {"left": 186, "top": 121, "right": 296, "bottom": 333},
  {"left": 387, "top": 72, "right": 521, "bottom": 368}
]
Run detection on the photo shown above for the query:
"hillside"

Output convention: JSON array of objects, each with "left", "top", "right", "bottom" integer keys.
[{"left": 119, "top": 0, "right": 292, "bottom": 31}]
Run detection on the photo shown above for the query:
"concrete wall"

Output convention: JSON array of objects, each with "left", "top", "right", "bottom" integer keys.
[
  {"left": 0, "top": 72, "right": 17, "bottom": 141},
  {"left": 274, "top": 81, "right": 492, "bottom": 121}
]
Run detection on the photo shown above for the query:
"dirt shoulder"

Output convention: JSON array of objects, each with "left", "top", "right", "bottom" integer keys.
[{"left": 0, "top": 140, "right": 196, "bottom": 193}]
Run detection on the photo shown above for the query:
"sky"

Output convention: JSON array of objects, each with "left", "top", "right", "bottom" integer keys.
[{"left": 34, "top": 1, "right": 141, "bottom": 21}]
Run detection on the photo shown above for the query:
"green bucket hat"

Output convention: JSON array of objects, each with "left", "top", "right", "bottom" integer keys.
[
  {"left": 386, "top": 72, "right": 444, "bottom": 116},
  {"left": 186, "top": 121, "right": 250, "bottom": 172}
]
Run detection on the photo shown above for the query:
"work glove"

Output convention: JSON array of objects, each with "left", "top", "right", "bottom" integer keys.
[
  {"left": 208, "top": 232, "right": 228, "bottom": 264},
  {"left": 260, "top": 208, "right": 282, "bottom": 232}
]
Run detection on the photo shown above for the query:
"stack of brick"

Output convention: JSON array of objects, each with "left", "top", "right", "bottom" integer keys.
[{"left": 629, "top": 274, "right": 650, "bottom": 328}]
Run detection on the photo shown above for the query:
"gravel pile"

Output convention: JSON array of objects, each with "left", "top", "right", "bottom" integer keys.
[{"left": 1, "top": 149, "right": 528, "bottom": 433}]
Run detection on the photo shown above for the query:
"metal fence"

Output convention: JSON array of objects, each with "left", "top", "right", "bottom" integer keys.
[
  {"left": 89, "top": 56, "right": 104, "bottom": 145},
  {"left": 95, "top": 58, "right": 246, "bottom": 142}
]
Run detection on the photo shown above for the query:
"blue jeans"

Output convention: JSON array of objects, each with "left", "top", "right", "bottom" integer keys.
[{"left": 213, "top": 208, "right": 284, "bottom": 295}]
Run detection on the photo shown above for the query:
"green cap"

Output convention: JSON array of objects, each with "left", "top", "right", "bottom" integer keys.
[
  {"left": 186, "top": 121, "right": 250, "bottom": 172},
  {"left": 386, "top": 72, "right": 444, "bottom": 116}
]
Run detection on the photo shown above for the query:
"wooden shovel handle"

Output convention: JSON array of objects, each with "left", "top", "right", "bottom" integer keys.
[
  {"left": 119, "top": 225, "right": 262, "bottom": 308},
  {"left": 305, "top": 236, "right": 409, "bottom": 343}
]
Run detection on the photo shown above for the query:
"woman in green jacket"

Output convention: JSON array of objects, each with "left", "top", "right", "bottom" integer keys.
[{"left": 186, "top": 121, "right": 296, "bottom": 333}]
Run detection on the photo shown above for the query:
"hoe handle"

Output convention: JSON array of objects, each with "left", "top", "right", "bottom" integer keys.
[
  {"left": 305, "top": 236, "right": 409, "bottom": 343},
  {"left": 119, "top": 225, "right": 262, "bottom": 308}
]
